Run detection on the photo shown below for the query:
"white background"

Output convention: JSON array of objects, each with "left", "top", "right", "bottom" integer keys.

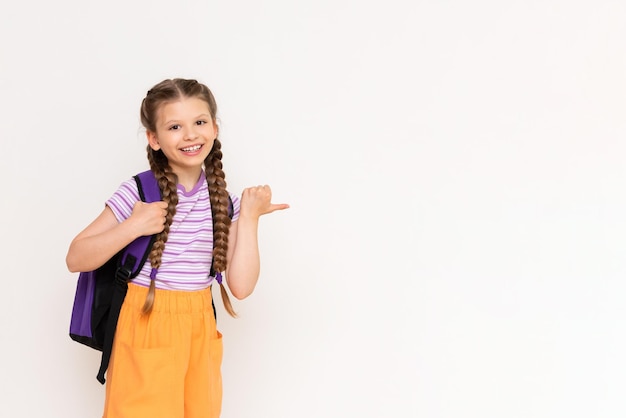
[{"left": 1, "top": 1, "right": 625, "bottom": 417}]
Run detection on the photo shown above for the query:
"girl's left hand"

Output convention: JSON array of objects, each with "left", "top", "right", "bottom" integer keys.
[{"left": 240, "top": 185, "right": 289, "bottom": 218}]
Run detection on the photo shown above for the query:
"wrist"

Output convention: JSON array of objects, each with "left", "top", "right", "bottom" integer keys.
[
  {"left": 237, "top": 213, "right": 260, "bottom": 223},
  {"left": 121, "top": 217, "right": 145, "bottom": 240}
]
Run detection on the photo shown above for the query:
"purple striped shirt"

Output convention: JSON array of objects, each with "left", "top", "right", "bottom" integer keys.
[{"left": 106, "top": 173, "right": 240, "bottom": 291}]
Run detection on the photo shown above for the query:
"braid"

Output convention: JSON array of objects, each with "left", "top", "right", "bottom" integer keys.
[
  {"left": 206, "top": 139, "right": 236, "bottom": 317},
  {"left": 141, "top": 146, "right": 179, "bottom": 315}
]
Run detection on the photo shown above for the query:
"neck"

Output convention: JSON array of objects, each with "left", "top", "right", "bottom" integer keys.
[{"left": 174, "top": 168, "right": 203, "bottom": 192}]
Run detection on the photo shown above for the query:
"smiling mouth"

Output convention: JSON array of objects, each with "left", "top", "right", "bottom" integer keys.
[{"left": 181, "top": 144, "right": 202, "bottom": 152}]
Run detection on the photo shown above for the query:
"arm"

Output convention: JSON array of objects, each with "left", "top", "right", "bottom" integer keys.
[
  {"left": 66, "top": 201, "right": 168, "bottom": 273},
  {"left": 225, "top": 185, "right": 289, "bottom": 299}
]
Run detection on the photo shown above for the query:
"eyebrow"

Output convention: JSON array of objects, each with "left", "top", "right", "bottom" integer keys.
[{"left": 162, "top": 114, "right": 212, "bottom": 126}]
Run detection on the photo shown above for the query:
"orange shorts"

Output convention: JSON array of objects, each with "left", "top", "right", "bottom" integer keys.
[{"left": 103, "top": 283, "right": 223, "bottom": 418}]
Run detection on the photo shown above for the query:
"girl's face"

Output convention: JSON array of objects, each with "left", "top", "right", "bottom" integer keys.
[{"left": 147, "top": 96, "right": 217, "bottom": 177}]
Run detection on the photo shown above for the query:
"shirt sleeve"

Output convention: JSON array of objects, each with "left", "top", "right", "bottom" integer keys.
[
  {"left": 105, "top": 178, "right": 140, "bottom": 223},
  {"left": 228, "top": 191, "right": 241, "bottom": 222}
]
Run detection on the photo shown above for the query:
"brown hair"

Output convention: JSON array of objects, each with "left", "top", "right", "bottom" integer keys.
[{"left": 139, "top": 78, "right": 236, "bottom": 317}]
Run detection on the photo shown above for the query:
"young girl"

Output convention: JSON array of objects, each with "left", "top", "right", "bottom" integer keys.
[{"left": 66, "top": 78, "right": 289, "bottom": 418}]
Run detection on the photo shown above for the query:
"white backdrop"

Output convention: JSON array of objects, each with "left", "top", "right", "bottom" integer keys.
[{"left": 1, "top": 1, "right": 625, "bottom": 417}]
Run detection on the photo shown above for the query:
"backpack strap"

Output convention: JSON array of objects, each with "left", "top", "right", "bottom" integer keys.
[{"left": 96, "top": 170, "right": 161, "bottom": 384}]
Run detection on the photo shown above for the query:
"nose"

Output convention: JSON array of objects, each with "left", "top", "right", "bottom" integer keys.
[{"left": 183, "top": 125, "right": 199, "bottom": 141}]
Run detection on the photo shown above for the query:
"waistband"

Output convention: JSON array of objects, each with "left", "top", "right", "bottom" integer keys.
[{"left": 125, "top": 283, "right": 214, "bottom": 314}]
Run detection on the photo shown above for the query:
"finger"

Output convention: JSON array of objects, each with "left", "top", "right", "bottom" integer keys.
[{"left": 268, "top": 203, "right": 290, "bottom": 212}]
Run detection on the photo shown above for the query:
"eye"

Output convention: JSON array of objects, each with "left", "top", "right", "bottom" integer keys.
[
  {"left": 169, "top": 124, "right": 181, "bottom": 131},
  {"left": 196, "top": 120, "right": 207, "bottom": 126}
]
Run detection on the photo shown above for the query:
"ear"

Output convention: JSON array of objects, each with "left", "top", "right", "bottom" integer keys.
[
  {"left": 146, "top": 131, "right": 160, "bottom": 151},
  {"left": 213, "top": 120, "right": 219, "bottom": 139}
]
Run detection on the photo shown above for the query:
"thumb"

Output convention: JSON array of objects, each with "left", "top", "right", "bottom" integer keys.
[{"left": 268, "top": 203, "right": 290, "bottom": 213}]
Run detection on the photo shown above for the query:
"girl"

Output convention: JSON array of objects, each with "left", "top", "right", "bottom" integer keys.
[{"left": 66, "top": 78, "right": 289, "bottom": 418}]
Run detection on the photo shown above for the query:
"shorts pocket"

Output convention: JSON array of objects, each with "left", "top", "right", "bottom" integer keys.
[
  {"left": 107, "top": 342, "right": 180, "bottom": 418},
  {"left": 209, "top": 331, "right": 224, "bottom": 367},
  {"left": 207, "top": 331, "right": 224, "bottom": 410}
]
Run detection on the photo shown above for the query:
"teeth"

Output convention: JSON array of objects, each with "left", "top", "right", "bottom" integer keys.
[{"left": 181, "top": 145, "right": 201, "bottom": 152}]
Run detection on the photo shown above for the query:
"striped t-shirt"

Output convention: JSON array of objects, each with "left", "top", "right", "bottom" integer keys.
[{"left": 106, "top": 172, "right": 240, "bottom": 291}]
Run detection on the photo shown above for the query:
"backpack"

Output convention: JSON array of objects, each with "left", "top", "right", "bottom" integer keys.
[
  {"left": 69, "top": 170, "right": 161, "bottom": 384},
  {"left": 69, "top": 170, "right": 233, "bottom": 384}
]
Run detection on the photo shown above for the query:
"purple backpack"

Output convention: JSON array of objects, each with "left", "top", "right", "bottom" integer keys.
[{"left": 69, "top": 170, "right": 161, "bottom": 384}]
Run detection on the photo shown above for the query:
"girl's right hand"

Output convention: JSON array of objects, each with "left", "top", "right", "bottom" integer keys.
[{"left": 128, "top": 201, "right": 168, "bottom": 236}]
